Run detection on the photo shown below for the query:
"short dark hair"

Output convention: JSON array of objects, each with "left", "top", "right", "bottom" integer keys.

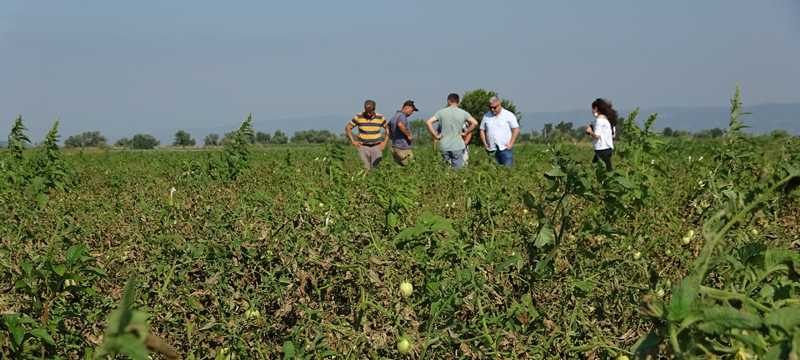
[{"left": 447, "top": 93, "right": 460, "bottom": 104}]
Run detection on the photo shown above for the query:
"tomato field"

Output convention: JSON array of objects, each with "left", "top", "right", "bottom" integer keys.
[{"left": 2, "top": 103, "right": 800, "bottom": 359}]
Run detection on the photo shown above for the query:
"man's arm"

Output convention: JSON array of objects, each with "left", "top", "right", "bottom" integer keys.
[
  {"left": 379, "top": 121, "right": 390, "bottom": 149},
  {"left": 462, "top": 115, "right": 478, "bottom": 136},
  {"left": 507, "top": 127, "right": 520, "bottom": 149},
  {"left": 480, "top": 129, "right": 488, "bottom": 149},
  {"left": 397, "top": 121, "right": 413, "bottom": 141},
  {"left": 345, "top": 120, "right": 360, "bottom": 147},
  {"left": 425, "top": 116, "right": 441, "bottom": 140}
]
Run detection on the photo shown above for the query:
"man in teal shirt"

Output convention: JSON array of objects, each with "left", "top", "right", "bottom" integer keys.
[{"left": 425, "top": 93, "right": 478, "bottom": 169}]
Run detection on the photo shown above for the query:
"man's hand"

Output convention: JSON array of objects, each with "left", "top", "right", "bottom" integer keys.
[
  {"left": 351, "top": 140, "right": 362, "bottom": 148},
  {"left": 434, "top": 133, "right": 442, "bottom": 141},
  {"left": 505, "top": 142, "right": 514, "bottom": 150}
]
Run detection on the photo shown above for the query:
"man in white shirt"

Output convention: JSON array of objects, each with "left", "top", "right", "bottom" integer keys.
[{"left": 479, "top": 96, "right": 520, "bottom": 167}]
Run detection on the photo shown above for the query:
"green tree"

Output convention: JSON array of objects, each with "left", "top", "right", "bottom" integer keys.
[
  {"left": 223, "top": 129, "right": 254, "bottom": 145},
  {"left": 255, "top": 131, "right": 271, "bottom": 145},
  {"left": 131, "top": 134, "right": 160, "bottom": 149},
  {"left": 408, "top": 119, "right": 432, "bottom": 144},
  {"left": 769, "top": 129, "right": 790, "bottom": 139},
  {"left": 203, "top": 133, "right": 220, "bottom": 147},
  {"left": 695, "top": 128, "right": 724, "bottom": 138},
  {"left": 542, "top": 123, "right": 554, "bottom": 141},
  {"left": 291, "top": 130, "right": 340, "bottom": 144},
  {"left": 271, "top": 130, "right": 288, "bottom": 144},
  {"left": 662, "top": 127, "right": 674, "bottom": 137},
  {"left": 64, "top": 131, "right": 107, "bottom": 148},
  {"left": 460, "top": 89, "right": 522, "bottom": 123},
  {"left": 173, "top": 130, "right": 196, "bottom": 147},
  {"left": 115, "top": 138, "right": 132, "bottom": 148}
]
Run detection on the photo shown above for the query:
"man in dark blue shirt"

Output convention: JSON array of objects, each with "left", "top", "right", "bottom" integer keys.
[{"left": 388, "top": 100, "right": 418, "bottom": 166}]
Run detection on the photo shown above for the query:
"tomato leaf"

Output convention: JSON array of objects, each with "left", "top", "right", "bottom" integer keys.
[
  {"left": 667, "top": 277, "right": 699, "bottom": 322},
  {"left": 534, "top": 225, "right": 555, "bottom": 248},
  {"left": 765, "top": 306, "right": 800, "bottom": 333},
  {"left": 29, "top": 328, "right": 55, "bottom": 346}
]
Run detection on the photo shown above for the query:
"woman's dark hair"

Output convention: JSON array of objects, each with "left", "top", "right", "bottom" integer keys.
[{"left": 591, "top": 98, "right": 618, "bottom": 130}]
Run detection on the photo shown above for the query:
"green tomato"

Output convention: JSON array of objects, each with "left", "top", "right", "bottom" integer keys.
[
  {"left": 400, "top": 281, "right": 413, "bottom": 298},
  {"left": 245, "top": 308, "right": 261, "bottom": 320},
  {"left": 682, "top": 229, "right": 695, "bottom": 244},
  {"left": 397, "top": 338, "right": 412, "bottom": 354},
  {"left": 633, "top": 251, "right": 642, "bottom": 260}
]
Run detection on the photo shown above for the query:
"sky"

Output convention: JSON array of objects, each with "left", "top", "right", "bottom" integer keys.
[{"left": 1, "top": 0, "right": 799, "bottom": 142}]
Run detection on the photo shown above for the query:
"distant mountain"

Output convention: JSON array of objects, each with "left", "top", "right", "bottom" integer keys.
[
  {"left": 0, "top": 141, "right": 7, "bottom": 148},
  {"left": 521, "top": 103, "right": 800, "bottom": 135}
]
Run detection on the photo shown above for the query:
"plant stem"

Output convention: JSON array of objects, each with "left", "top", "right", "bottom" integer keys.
[{"left": 699, "top": 286, "right": 770, "bottom": 313}]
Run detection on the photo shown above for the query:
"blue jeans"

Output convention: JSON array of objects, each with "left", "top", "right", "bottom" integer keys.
[
  {"left": 441, "top": 150, "right": 466, "bottom": 169},
  {"left": 494, "top": 149, "right": 513, "bottom": 167}
]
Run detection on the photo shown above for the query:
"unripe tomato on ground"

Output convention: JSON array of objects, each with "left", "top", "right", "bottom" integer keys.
[
  {"left": 397, "top": 338, "right": 412, "bottom": 354},
  {"left": 400, "top": 281, "right": 413, "bottom": 298}
]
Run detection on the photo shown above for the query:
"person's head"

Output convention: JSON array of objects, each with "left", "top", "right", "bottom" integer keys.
[
  {"left": 363, "top": 99, "right": 376, "bottom": 117},
  {"left": 401, "top": 100, "right": 419, "bottom": 116},
  {"left": 447, "top": 93, "right": 460, "bottom": 105},
  {"left": 489, "top": 96, "right": 502, "bottom": 115},
  {"left": 591, "top": 98, "right": 618, "bottom": 128}
]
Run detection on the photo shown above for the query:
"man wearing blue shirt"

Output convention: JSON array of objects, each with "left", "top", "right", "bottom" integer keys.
[{"left": 388, "top": 100, "right": 418, "bottom": 166}]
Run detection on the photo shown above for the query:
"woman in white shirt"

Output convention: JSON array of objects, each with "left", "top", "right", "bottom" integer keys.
[{"left": 585, "top": 98, "right": 618, "bottom": 171}]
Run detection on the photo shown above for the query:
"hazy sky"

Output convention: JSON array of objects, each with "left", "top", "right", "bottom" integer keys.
[{"left": 2, "top": 1, "right": 799, "bottom": 141}]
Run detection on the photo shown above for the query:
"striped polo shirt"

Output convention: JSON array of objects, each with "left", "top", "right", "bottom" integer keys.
[{"left": 350, "top": 113, "right": 387, "bottom": 144}]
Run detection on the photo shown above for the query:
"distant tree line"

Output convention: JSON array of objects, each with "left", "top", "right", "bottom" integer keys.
[
  {"left": 5, "top": 125, "right": 792, "bottom": 152},
  {"left": 5, "top": 103, "right": 796, "bottom": 151},
  {"left": 203, "top": 130, "right": 289, "bottom": 146},
  {"left": 6, "top": 125, "right": 792, "bottom": 151}
]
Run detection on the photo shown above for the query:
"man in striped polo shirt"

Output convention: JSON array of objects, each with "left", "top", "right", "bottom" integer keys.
[{"left": 345, "top": 99, "right": 389, "bottom": 170}]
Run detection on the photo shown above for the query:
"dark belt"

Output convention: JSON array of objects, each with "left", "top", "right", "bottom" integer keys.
[{"left": 361, "top": 142, "right": 381, "bottom": 147}]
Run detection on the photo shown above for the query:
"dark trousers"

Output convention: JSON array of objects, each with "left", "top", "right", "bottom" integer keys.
[{"left": 593, "top": 148, "right": 613, "bottom": 171}]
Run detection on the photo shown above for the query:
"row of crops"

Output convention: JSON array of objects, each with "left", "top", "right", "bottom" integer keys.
[{"left": 1, "top": 95, "right": 799, "bottom": 358}]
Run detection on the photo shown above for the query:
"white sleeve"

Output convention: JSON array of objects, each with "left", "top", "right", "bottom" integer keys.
[{"left": 508, "top": 113, "right": 519, "bottom": 129}]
